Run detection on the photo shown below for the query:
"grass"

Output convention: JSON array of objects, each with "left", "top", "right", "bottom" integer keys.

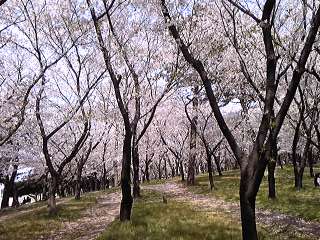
[
  {"left": 0, "top": 192, "right": 104, "bottom": 240},
  {"left": 141, "top": 178, "right": 175, "bottom": 186},
  {"left": 99, "top": 190, "right": 304, "bottom": 240},
  {"left": 188, "top": 166, "right": 320, "bottom": 222}
]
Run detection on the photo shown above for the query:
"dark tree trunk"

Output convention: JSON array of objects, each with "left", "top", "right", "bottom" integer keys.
[
  {"left": 158, "top": 159, "right": 162, "bottom": 180},
  {"left": 75, "top": 166, "right": 82, "bottom": 200},
  {"left": 180, "top": 161, "right": 185, "bottom": 181},
  {"left": 164, "top": 158, "right": 168, "bottom": 179},
  {"left": 267, "top": 160, "right": 276, "bottom": 199},
  {"left": 308, "top": 148, "right": 314, "bottom": 177},
  {"left": 12, "top": 183, "right": 19, "bottom": 208},
  {"left": 120, "top": 131, "right": 133, "bottom": 221},
  {"left": 213, "top": 155, "right": 223, "bottom": 176},
  {"left": 1, "top": 178, "right": 10, "bottom": 209},
  {"left": 268, "top": 138, "right": 277, "bottom": 199},
  {"left": 1, "top": 165, "right": 18, "bottom": 209},
  {"left": 206, "top": 149, "right": 215, "bottom": 190},
  {"left": 187, "top": 87, "right": 198, "bottom": 185},
  {"left": 145, "top": 161, "right": 150, "bottom": 182},
  {"left": 132, "top": 143, "right": 140, "bottom": 198},
  {"left": 239, "top": 154, "right": 266, "bottom": 240},
  {"left": 239, "top": 188, "right": 258, "bottom": 240},
  {"left": 48, "top": 177, "right": 58, "bottom": 215}
]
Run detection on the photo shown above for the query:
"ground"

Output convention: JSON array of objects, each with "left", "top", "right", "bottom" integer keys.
[{"left": 0, "top": 168, "right": 319, "bottom": 239}]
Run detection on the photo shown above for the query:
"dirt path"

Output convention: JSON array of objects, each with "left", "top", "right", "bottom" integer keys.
[
  {"left": 144, "top": 183, "right": 320, "bottom": 239},
  {"left": 46, "top": 192, "right": 121, "bottom": 240}
]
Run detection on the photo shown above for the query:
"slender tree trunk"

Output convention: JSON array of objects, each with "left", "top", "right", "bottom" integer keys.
[
  {"left": 145, "top": 160, "right": 150, "bottom": 182},
  {"left": 308, "top": 148, "right": 314, "bottom": 177},
  {"left": 1, "top": 178, "right": 10, "bottom": 209},
  {"left": 75, "top": 165, "right": 82, "bottom": 200},
  {"left": 132, "top": 143, "right": 140, "bottom": 198},
  {"left": 213, "top": 155, "right": 223, "bottom": 176},
  {"left": 180, "top": 161, "right": 185, "bottom": 181},
  {"left": 206, "top": 149, "right": 215, "bottom": 190},
  {"left": 268, "top": 138, "right": 277, "bottom": 199},
  {"left": 267, "top": 160, "right": 276, "bottom": 199},
  {"left": 120, "top": 131, "right": 133, "bottom": 221},
  {"left": 187, "top": 86, "right": 198, "bottom": 185}
]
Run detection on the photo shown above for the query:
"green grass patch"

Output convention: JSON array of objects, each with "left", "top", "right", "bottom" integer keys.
[
  {"left": 0, "top": 191, "right": 105, "bottom": 240},
  {"left": 188, "top": 166, "right": 320, "bottom": 222},
  {"left": 99, "top": 190, "right": 274, "bottom": 240},
  {"left": 141, "top": 178, "right": 173, "bottom": 186}
]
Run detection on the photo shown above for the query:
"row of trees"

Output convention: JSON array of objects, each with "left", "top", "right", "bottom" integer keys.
[{"left": 1, "top": 0, "right": 320, "bottom": 239}]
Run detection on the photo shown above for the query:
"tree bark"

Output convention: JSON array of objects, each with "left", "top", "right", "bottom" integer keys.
[
  {"left": 213, "top": 154, "right": 223, "bottom": 176},
  {"left": 180, "top": 161, "right": 185, "bottom": 181},
  {"left": 132, "top": 142, "right": 140, "bottom": 198},
  {"left": 206, "top": 149, "right": 215, "bottom": 190},
  {"left": 75, "top": 165, "right": 82, "bottom": 200},
  {"left": 267, "top": 160, "right": 276, "bottom": 199},
  {"left": 48, "top": 177, "right": 58, "bottom": 215},
  {"left": 187, "top": 86, "right": 198, "bottom": 185},
  {"left": 120, "top": 131, "right": 133, "bottom": 221},
  {"left": 1, "top": 165, "right": 18, "bottom": 209}
]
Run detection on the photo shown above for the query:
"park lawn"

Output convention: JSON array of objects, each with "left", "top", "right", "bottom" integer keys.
[
  {"left": 99, "top": 189, "right": 309, "bottom": 240},
  {"left": 188, "top": 166, "right": 320, "bottom": 222},
  {"left": 0, "top": 190, "right": 111, "bottom": 240}
]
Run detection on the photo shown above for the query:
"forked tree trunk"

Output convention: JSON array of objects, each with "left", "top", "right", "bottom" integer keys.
[{"left": 120, "top": 131, "right": 133, "bottom": 221}]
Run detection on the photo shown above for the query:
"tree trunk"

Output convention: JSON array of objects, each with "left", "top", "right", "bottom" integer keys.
[
  {"left": 132, "top": 143, "right": 140, "bottom": 198},
  {"left": 308, "top": 148, "right": 314, "bottom": 177},
  {"left": 12, "top": 183, "right": 19, "bottom": 208},
  {"left": 1, "top": 165, "right": 18, "bottom": 209},
  {"left": 120, "top": 131, "right": 133, "bottom": 221},
  {"left": 267, "top": 160, "right": 276, "bottom": 199},
  {"left": 180, "top": 161, "right": 185, "bottom": 181},
  {"left": 267, "top": 137, "right": 277, "bottom": 199},
  {"left": 240, "top": 167, "right": 259, "bottom": 240},
  {"left": 296, "top": 137, "right": 310, "bottom": 191},
  {"left": 240, "top": 188, "right": 258, "bottom": 240},
  {"left": 48, "top": 177, "right": 58, "bottom": 215},
  {"left": 187, "top": 86, "right": 198, "bottom": 185},
  {"left": 75, "top": 165, "right": 82, "bottom": 200},
  {"left": 145, "top": 161, "right": 150, "bottom": 182},
  {"left": 1, "top": 178, "right": 10, "bottom": 209},
  {"left": 206, "top": 149, "right": 215, "bottom": 190},
  {"left": 213, "top": 155, "right": 223, "bottom": 176}
]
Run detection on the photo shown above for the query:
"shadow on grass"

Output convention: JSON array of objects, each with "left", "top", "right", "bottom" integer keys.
[{"left": 98, "top": 190, "right": 270, "bottom": 240}]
